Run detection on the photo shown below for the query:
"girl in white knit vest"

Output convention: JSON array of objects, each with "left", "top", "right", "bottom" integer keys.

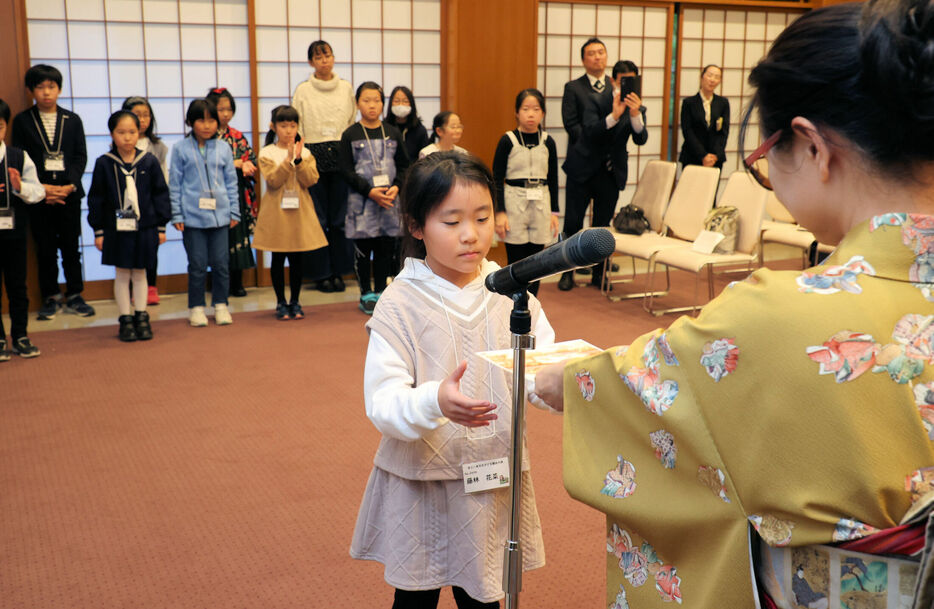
[{"left": 350, "top": 152, "right": 556, "bottom": 608}]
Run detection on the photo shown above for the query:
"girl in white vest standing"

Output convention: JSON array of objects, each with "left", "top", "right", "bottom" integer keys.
[
  {"left": 492, "top": 89, "right": 560, "bottom": 297},
  {"left": 350, "top": 152, "right": 556, "bottom": 608}
]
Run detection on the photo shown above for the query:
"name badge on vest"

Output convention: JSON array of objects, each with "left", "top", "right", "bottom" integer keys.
[
  {"left": 44, "top": 152, "right": 65, "bottom": 172},
  {"left": 198, "top": 191, "right": 217, "bottom": 210},
  {"left": 463, "top": 457, "right": 510, "bottom": 493},
  {"left": 372, "top": 174, "right": 390, "bottom": 188},
  {"left": 281, "top": 189, "right": 300, "bottom": 209},
  {"left": 0, "top": 208, "right": 14, "bottom": 230},
  {"left": 115, "top": 209, "right": 138, "bottom": 232}
]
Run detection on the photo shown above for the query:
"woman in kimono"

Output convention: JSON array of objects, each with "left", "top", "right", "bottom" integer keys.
[{"left": 533, "top": 1, "right": 934, "bottom": 607}]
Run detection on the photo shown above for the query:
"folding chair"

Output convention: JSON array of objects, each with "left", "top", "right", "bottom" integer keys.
[
  {"left": 604, "top": 165, "right": 720, "bottom": 301},
  {"left": 644, "top": 172, "right": 768, "bottom": 316}
]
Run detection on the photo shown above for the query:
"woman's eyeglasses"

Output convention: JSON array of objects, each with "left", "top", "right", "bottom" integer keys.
[{"left": 743, "top": 129, "right": 782, "bottom": 191}]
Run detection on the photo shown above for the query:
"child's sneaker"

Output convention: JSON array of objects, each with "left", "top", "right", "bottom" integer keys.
[
  {"left": 289, "top": 303, "right": 304, "bottom": 320},
  {"left": 37, "top": 295, "right": 61, "bottom": 320},
  {"left": 147, "top": 286, "right": 160, "bottom": 305},
  {"left": 275, "top": 302, "right": 290, "bottom": 321},
  {"left": 359, "top": 292, "right": 379, "bottom": 315},
  {"left": 0, "top": 339, "right": 11, "bottom": 362},
  {"left": 214, "top": 303, "right": 233, "bottom": 326},
  {"left": 12, "top": 336, "right": 40, "bottom": 358},
  {"left": 189, "top": 306, "right": 208, "bottom": 327},
  {"left": 63, "top": 294, "right": 96, "bottom": 317}
]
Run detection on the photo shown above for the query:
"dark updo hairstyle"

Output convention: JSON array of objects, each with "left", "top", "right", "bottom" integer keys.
[
  {"left": 121, "top": 96, "right": 160, "bottom": 143},
  {"left": 514, "top": 88, "right": 546, "bottom": 115},
  {"left": 206, "top": 87, "right": 236, "bottom": 114},
  {"left": 107, "top": 110, "right": 140, "bottom": 152},
  {"left": 741, "top": 0, "right": 934, "bottom": 181},
  {"left": 429, "top": 111, "right": 458, "bottom": 143},
  {"left": 185, "top": 98, "right": 219, "bottom": 133},
  {"left": 355, "top": 81, "right": 384, "bottom": 102},
  {"left": 385, "top": 86, "right": 422, "bottom": 130},
  {"left": 264, "top": 104, "right": 301, "bottom": 146},
  {"left": 401, "top": 151, "right": 496, "bottom": 259},
  {"left": 612, "top": 60, "right": 640, "bottom": 78},
  {"left": 307, "top": 40, "right": 333, "bottom": 61}
]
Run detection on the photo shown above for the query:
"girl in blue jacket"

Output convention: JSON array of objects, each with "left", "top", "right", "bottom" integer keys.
[{"left": 169, "top": 98, "right": 240, "bottom": 327}]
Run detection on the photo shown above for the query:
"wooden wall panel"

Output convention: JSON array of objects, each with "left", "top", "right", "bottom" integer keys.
[{"left": 442, "top": 0, "right": 539, "bottom": 167}]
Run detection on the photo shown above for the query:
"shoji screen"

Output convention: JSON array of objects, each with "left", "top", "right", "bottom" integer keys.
[
  {"left": 254, "top": 0, "right": 442, "bottom": 142},
  {"left": 537, "top": 1, "right": 672, "bottom": 222},
  {"left": 24, "top": 0, "right": 253, "bottom": 281},
  {"left": 676, "top": 7, "right": 802, "bottom": 188}
]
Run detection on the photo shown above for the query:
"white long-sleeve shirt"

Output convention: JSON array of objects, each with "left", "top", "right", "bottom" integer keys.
[
  {"left": 363, "top": 258, "right": 556, "bottom": 441},
  {"left": 0, "top": 142, "right": 46, "bottom": 204}
]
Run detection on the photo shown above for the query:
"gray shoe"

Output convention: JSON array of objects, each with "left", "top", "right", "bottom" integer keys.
[
  {"left": 63, "top": 294, "right": 95, "bottom": 317},
  {"left": 12, "top": 336, "right": 40, "bottom": 358},
  {"left": 37, "top": 295, "right": 61, "bottom": 320}
]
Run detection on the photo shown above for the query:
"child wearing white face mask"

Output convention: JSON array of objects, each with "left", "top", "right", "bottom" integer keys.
[{"left": 384, "top": 86, "right": 429, "bottom": 165}]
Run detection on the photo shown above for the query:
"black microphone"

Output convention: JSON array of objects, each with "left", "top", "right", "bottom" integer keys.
[{"left": 485, "top": 228, "right": 616, "bottom": 295}]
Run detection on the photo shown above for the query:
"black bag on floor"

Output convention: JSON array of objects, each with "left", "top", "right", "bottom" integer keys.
[{"left": 612, "top": 204, "right": 651, "bottom": 235}]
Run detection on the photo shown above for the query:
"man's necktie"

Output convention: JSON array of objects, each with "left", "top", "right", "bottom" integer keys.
[{"left": 593, "top": 80, "right": 604, "bottom": 93}]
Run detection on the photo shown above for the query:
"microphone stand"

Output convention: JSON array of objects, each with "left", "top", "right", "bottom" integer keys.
[{"left": 503, "top": 288, "right": 534, "bottom": 609}]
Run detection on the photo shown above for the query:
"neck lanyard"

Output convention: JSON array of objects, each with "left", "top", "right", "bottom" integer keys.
[
  {"left": 106, "top": 154, "right": 138, "bottom": 211},
  {"left": 1, "top": 156, "right": 10, "bottom": 210},
  {"left": 31, "top": 110, "right": 64, "bottom": 155},
  {"left": 191, "top": 137, "right": 219, "bottom": 193},
  {"left": 362, "top": 123, "right": 388, "bottom": 168}
]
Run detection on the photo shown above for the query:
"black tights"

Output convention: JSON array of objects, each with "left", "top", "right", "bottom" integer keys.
[
  {"left": 504, "top": 242, "right": 545, "bottom": 297},
  {"left": 270, "top": 252, "right": 304, "bottom": 304},
  {"left": 392, "top": 587, "right": 499, "bottom": 609},
  {"left": 354, "top": 236, "right": 395, "bottom": 294}
]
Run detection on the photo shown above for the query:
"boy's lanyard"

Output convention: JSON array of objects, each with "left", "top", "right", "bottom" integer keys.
[
  {"left": 191, "top": 137, "right": 220, "bottom": 193},
  {"left": 30, "top": 110, "right": 64, "bottom": 156},
  {"left": 362, "top": 124, "right": 388, "bottom": 170},
  {"left": 1, "top": 156, "right": 10, "bottom": 210}
]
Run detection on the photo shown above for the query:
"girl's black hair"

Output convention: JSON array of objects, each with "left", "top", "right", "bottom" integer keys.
[
  {"left": 121, "top": 96, "right": 160, "bottom": 143},
  {"left": 355, "top": 81, "right": 384, "bottom": 102},
  {"left": 741, "top": 0, "right": 934, "bottom": 181},
  {"left": 185, "top": 98, "right": 219, "bottom": 134},
  {"left": 612, "top": 60, "right": 640, "bottom": 78},
  {"left": 206, "top": 87, "right": 236, "bottom": 114},
  {"left": 385, "top": 86, "right": 421, "bottom": 130},
  {"left": 0, "top": 98, "right": 10, "bottom": 123},
  {"left": 264, "top": 105, "right": 301, "bottom": 146},
  {"left": 401, "top": 151, "right": 496, "bottom": 259},
  {"left": 429, "top": 111, "right": 457, "bottom": 143},
  {"left": 307, "top": 40, "right": 333, "bottom": 61},
  {"left": 107, "top": 110, "right": 140, "bottom": 152},
  {"left": 514, "top": 88, "right": 546, "bottom": 115}
]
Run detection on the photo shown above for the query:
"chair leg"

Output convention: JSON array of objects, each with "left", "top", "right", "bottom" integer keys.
[{"left": 607, "top": 255, "right": 669, "bottom": 302}]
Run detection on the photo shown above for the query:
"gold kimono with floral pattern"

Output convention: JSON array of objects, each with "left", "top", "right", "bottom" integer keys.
[{"left": 562, "top": 214, "right": 934, "bottom": 607}]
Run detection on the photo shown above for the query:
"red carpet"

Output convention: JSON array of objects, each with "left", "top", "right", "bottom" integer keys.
[{"left": 1, "top": 276, "right": 720, "bottom": 608}]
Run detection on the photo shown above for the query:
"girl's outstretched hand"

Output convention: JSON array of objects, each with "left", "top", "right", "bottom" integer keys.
[{"left": 438, "top": 360, "right": 498, "bottom": 427}]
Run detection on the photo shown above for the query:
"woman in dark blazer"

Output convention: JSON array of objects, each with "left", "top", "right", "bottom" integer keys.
[{"left": 678, "top": 65, "right": 730, "bottom": 169}]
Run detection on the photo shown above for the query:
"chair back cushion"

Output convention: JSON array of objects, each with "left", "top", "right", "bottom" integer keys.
[
  {"left": 663, "top": 165, "right": 720, "bottom": 240},
  {"left": 718, "top": 172, "right": 768, "bottom": 254},
  {"left": 630, "top": 160, "right": 677, "bottom": 233}
]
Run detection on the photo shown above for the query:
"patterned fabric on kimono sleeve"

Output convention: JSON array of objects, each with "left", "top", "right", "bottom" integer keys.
[{"left": 562, "top": 333, "right": 754, "bottom": 607}]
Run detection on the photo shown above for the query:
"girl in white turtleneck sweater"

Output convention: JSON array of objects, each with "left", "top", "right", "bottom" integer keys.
[{"left": 291, "top": 40, "right": 356, "bottom": 294}]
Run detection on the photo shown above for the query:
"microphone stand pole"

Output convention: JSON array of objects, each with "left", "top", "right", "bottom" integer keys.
[{"left": 503, "top": 288, "right": 534, "bottom": 609}]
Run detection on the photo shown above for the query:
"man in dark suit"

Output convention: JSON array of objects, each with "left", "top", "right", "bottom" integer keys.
[
  {"left": 560, "top": 40, "right": 647, "bottom": 291},
  {"left": 678, "top": 64, "right": 730, "bottom": 170}
]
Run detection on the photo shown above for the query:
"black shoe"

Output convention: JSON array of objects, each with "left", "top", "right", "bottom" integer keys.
[
  {"left": 611, "top": 262, "right": 620, "bottom": 272},
  {"left": 118, "top": 315, "right": 138, "bottom": 342},
  {"left": 275, "top": 302, "right": 290, "bottom": 321},
  {"left": 289, "top": 302, "right": 305, "bottom": 320},
  {"left": 37, "top": 296, "right": 61, "bottom": 320},
  {"left": 230, "top": 286, "right": 248, "bottom": 297},
  {"left": 0, "top": 339, "right": 11, "bottom": 362},
  {"left": 316, "top": 278, "right": 335, "bottom": 293},
  {"left": 558, "top": 272, "right": 574, "bottom": 291},
  {"left": 64, "top": 294, "right": 95, "bottom": 317},
  {"left": 12, "top": 336, "right": 40, "bottom": 358},
  {"left": 331, "top": 275, "right": 346, "bottom": 292},
  {"left": 134, "top": 311, "right": 153, "bottom": 340}
]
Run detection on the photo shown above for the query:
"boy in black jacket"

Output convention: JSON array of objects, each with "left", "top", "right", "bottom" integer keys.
[
  {"left": 12, "top": 64, "right": 94, "bottom": 320},
  {"left": 0, "top": 99, "right": 47, "bottom": 359}
]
